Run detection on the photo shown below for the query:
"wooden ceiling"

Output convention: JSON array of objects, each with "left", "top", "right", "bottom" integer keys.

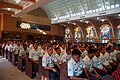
[{"left": 0, "top": 0, "right": 36, "bottom": 14}]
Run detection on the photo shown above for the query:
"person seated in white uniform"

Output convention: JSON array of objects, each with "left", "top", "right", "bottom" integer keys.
[
  {"left": 93, "top": 49, "right": 107, "bottom": 77},
  {"left": 67, "top": 49, "right": 89, "bottom": 80},
  {"left": 61, "top": 47, "right": 72, "bottom": 63},
  {"left": 83, "top": 49, "right": 101, "bottom": 80},
  {"left": 99, "top": 47, "right": 112, "bottom": 75},
  {"left": 42, "top": 46, "right": 60, "bottom": 80}
]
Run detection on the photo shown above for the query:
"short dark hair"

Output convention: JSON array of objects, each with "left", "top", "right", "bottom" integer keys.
[
  {"left": 55, "top": 47, "right": 60, "bottom": 51},
  {"left": 72, "top": 49, "right": 82, "bottom": 56},
  {"left": 116, "top": 53, "right": 120, "bottom": 64},
  {"left": 66, "top": 47, "right": 71, "bottom": 52},
  {"left": 88, "top": 49, "right": 95, "bottom": 54},
  {"left": 47, "top": 45, "right": 52, "bottom": 50},
  {"left": 106, "top": 47, "right": 111, "bottom": 52}
]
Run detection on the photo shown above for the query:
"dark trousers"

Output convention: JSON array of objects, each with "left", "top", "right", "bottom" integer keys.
[
  {"left": 96, "top": 70, "right": 107, "bottom": 77},
  {"left": 49, "top": 65, "right": 60, "bottom": 80},
  {"left": 34, "top": 63, "right": 39, "bottom": 80}
]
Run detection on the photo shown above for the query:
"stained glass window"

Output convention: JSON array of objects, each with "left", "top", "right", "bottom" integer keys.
[
  {"left": 65, "top": 27, "right": 72, "bottom": 42},
  {"left": 100, "top": 24, "right": 111, "bottom": 43},
  {"left": 86, "top": 26, "right": 96, "bottom": 42},
  {"left": 74, "top": 27, "right": 82, "bottom": 42}
]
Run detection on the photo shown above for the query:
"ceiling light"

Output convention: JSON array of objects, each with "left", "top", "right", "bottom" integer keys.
[
  {"left": 101, "top": 19, "right": 105, "bottom": 22},
  {"left": 81, "top": 12, "right": 85, "bottom": 14},
  {"left": 7, "top": 8, "right": 11, "bottom": 11},
  {"left": 86, "top": 21, "right": 89, "bottom": 24},
  {"left": 86, "top": 11, "right": 89, "bottom": 14},
  {"left": 106, "top": 6, "right": 110, "bottom": 9},
  {"left": 99, "top": 8, "right": 103, "bottom": 11},
  {"left": 93, "top": 10, "right": 96, "bottom": 12},
  {"left": 73, "top": 23, "right": 76, "bottom": 25},
  {"left": 118, "top": 14, "right": 120, "bottom": 16},
  {"left": 15, "top": 0, "right": 21, "bottom": 3},
  {"left": 89, "top": 10, "right": 92, "bottom": 13},
  {"left": 80, "top": 20, "right": 83, "bottom": 22},
  {"left": 96, "top": 9, "right": 99, "bottom": 12},
  {"left": 115, "top": 4, "right": 119, "bottom": 8},
  {"left": 97, "top": 17, "right": 100, "bottom": 20},
  {"left": 111, "top": 5, "right": 115, "bottom": 9}
]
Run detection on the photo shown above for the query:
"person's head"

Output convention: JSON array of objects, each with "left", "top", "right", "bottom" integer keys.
[
  {"left": 51, "top": 42, "right": 57, "bottom": 49},
  {"left": 72, "top": 45, "right": 77, "bottom": 50},
  {"left": 17, "top": 41, "right": 21, "bottom": 46},
  {"left": 88, "top": 49, "right": 95, "bottom": 59},
  {"left": 61, "top": 43, "right": 66, "bottom": 49},
  {"left": 33, "top": 42, "right": 38, "bottom": 50},
  {"left": 116, "top": 53, "right": 120, "bottom": 67},
  {"left": 106, "top": 47, "right": 111, "bottom": 53},
  {"left": 55, "top": 47, "right": 61, "bottom": 55},
  {"left": 72, "top": 49, "right": 82, "bottom": 62},
  {"left": 94, "top": 49, "right": 100, "bottom": 58},
  {"left": 66, "top": 47, "right": 71, "bottom": 55},
  {"left": 23, "top": 44, "right": 27, "bottom": 50},
  {"left": 79, "top": 46, "right": 85, "bottom": 51},
  {"left": 100, "top": 47, "right": 105, "bottom": 54},
  {"left": 85, "top": 45, "right": 89, "bottom": 51},
  {"left": 41, "top": 43, "right": 46, "bottom": 50},
  {"left": 47, "top": 46, "right": 53, "bottom": 55}
]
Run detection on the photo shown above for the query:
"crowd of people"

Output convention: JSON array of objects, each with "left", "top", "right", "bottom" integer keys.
[{"left": 0, "top": 40, "right": 120, "bottom": 80}]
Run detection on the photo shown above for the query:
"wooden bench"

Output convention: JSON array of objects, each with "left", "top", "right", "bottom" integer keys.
[
  {"left": 17, "top": 56, "right": 25, "bottom": 71},
  {"left": 60, "top": 62, "right": 70, "bottom": 80},
  {"left": 11, "top": 52, "right": 18, "bottom": 66},
  {"left": 8, "top": 52, "right": 12, "bottom": 62},
  {"left": 1, "top": 48, "right": 4, "bottom": 57},
  {"left": 39, "top": 57, "right": 49, "bottom": 80},
  {"left": 25, "top": 53, "right": 34, "bottom": 79}
]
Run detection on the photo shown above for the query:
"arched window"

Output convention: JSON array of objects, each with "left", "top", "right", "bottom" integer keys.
[
  {"left": 100, "top": 24, "right": 111, "bottom": 43},
  {"left": 74, "top": 27, "right": 82, "bottom": 42},
  {"left": 65, "top": 27, "right": 72, "bottom": 42},
  {"left": 86, "top": 26, "right": 96, "bottom": 43},
  {"left": 117, "top": 25, "right": 120, "bottom": 43}
]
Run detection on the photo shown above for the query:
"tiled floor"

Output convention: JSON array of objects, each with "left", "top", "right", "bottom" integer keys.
[{"left": 0, "top": 56, "right": 35, "bottom": 80}]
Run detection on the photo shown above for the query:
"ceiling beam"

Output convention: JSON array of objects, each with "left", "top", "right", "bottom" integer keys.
[
  {"left": 24, "top": 0, "right": 36, "bottom": 3},
  {"left": 0, "top": 9, "right": 14, "bottom": 14},
  {"left": 14, "top": 0, "right": 52, "bottom": 17},
  {"left": 0, "top": 1, "right": 23, "bottom": 10}
]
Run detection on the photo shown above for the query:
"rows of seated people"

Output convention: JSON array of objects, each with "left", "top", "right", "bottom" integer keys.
[{"left": 0, "top": 40, "right": 120, "bottom": 80}]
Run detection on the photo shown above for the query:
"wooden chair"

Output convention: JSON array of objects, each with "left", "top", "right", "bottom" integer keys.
[
  {"left": 39, "top": 57, "right": 50, "bottom": 80},
  {"left": 25, "top": 53, "right": 34, "bottom": 79},
  {"left": 17, "top": 56, "right": 25, "bottom": 71}
]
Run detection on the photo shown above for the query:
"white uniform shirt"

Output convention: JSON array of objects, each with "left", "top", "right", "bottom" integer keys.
[
  {"left": 99, "top": 53, "right": 110, "bottom": 66},
  {"left": 39, "top": 48, "right": 46, "bottom": 57},
  {"left": 61, "top": 52, "right": 72, "bottom": 63},
  {"left": 55, "top": 53, "right": 62, "bottom": 64},
  {"left": 68, "top": 58, "right": 86, "bottom": 76},
  {"left": 93, "top": 56, "right": 103, "bottom": 69},
  {"left": 81, "top": 50, "right": 88, "bottom": 58},
  {"left": 19, "top": 48, "right": 29, "bottom": 57},
  {"left": 7, "top": 44, "right": 14, "bottom": 52},
  {"left": 4, "top": 44, "right": 8, "bottom": 50},
  {"left": 83, "top": 55, "right": 94, "bottom": 72},
  {"left": 60, "top": 47, "right": 66, "bottom": 56},
  {"left": 13, "top": 45, "right": 23, "bottom": 54},
  {"left": 42, "top": 53, "right": 57, "bottom": 67},
  {"left": 104, "top": 52, "right": 112, "bottom": 63},
  {"left": 29, "top": 48, "right": 41, "bottom": 61}
]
